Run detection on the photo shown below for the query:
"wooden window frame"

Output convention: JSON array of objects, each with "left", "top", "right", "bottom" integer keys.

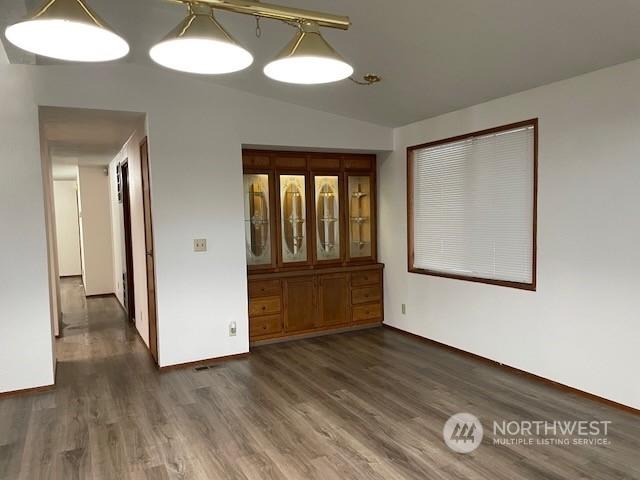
[{"left": 406, "top": 118, "right": 538, "bottom": 291}]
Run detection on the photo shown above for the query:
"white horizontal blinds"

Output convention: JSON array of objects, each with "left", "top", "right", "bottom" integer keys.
[{"left": 412, "top": 125, "right": 534, "bottom": 283}]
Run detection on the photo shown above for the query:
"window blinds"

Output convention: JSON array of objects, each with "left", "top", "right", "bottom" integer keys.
[{"left": 411, "top": 125, "right": 535, "bottom": 285}]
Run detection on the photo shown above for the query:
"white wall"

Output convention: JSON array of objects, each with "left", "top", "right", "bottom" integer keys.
[
  {"left": 53, "top": 180, "right": 82, "bottom": 277},
  {"left": 108, "top": 125, "right": 149, "bottom": 345},
  {"left": 0, "top": 62, "right": 391, "bottom": 385},
  {"left": 0, "top": 70, "right": 55, "bottom": 393},
  {"left": 77, "top": 166, "right": 115, "bottom": 296},
  {"left": 380, "top": 59, "right": 640, "bottom": 409}
]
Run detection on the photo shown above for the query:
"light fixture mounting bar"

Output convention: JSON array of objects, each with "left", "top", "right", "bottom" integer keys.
[{"left": 180, "top": 0, "right": 350, "bottom": 30}]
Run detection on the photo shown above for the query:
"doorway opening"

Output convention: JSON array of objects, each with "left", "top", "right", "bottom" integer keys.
[{"left": 39, "top": 106, "right": 159, "bottom": 365}]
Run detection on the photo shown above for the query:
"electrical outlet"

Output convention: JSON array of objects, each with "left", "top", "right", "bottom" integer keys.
[
  {"left": 193, "top": 238, "right": 207, "bottom": 252},
  {"left": 229, "top": 321, "right": 237, "bottom": 337},
  {"left": 401, "top": 303, "right": 406, "bottom": 315}
]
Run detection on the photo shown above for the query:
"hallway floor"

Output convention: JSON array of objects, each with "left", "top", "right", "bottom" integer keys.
[{"left": 0, "top": 277, "right": 639, "bottom": 479}]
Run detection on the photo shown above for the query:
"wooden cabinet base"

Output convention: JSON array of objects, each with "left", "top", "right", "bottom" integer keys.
[{"left": 248, "top": 263, "right": 383, "bottom": 344}]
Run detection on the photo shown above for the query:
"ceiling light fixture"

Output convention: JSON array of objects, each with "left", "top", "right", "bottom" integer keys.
[
  {"left": 149, "top": 3, "right": 253, "bottom": 74},
  {"left": 4, "top": 0, "right": 129, "bottom": 62},
  {"left": 264, "top": 20, "right": 353, "bottom": 84},
  {"left": 6, "top": 0, "right": 376, "bottom": 86}
]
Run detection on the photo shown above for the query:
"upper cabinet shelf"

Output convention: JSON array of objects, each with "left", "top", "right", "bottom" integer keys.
[{"left": 242, "top": 150, "right": 377, "bottom": 271}]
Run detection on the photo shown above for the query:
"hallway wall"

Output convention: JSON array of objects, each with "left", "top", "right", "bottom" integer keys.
[
  {"left": 0, "top": 71, "right": 55, "bottom": 393},
  {"left": 77, "top": 166, "right": 115, "bottom": 296},
  {"left": 53, "top": 180, "right": 82, "bottom": 277},
  {"left": 78, "top": 166, "right": 114, "bottom": 295},
  {"left": 108, "top": 125, "right": 150, "bottom": 345}
]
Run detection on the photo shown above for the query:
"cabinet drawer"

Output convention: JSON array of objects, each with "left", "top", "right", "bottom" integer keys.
[
  {"left": 250, "top": 314, "right": 282, "bottom": 337},
  {"left": 351, "top": 270, "right": 381, "bottom": 287},
  {"left": 352, "top": 303, "right": 382, "bottom": 322},
  {"left": 249, "top": 296, "right": 281, "bottom": 316},
  {"left": 352, "top": 285, "right": 381, "bottom": 305},
  {"left": 249, "top": 279, "right": 281, "bottom": 298}
]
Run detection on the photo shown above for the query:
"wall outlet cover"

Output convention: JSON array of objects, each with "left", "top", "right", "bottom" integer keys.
[{"left": 193, "top": 238, "right": 207, "bottom": 252}]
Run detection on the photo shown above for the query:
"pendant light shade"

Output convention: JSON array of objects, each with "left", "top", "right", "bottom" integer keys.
[
  {"left": 149, "top": 5, "right": 253, "bottom": 75},
  {"left": 4, "top": 0, "right": 129, "bottom": 62},
  {"left": 263, "top": 21, "right": 353, "bottom": 84}
]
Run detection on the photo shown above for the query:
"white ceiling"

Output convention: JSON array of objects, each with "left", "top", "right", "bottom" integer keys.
[
  {"left": 5, "top": 0, "right": 640, "bottom": 126},
  {"left": 40, "top": 106, "right": 145, "bottom": 172}
]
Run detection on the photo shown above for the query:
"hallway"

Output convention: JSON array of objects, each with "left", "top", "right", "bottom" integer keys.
[{"left": 1, "top": 278, "right": 639, "bottom": 479}]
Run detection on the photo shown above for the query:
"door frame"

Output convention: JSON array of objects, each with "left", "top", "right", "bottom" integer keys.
[
  {"left": 121, "top": 159, "right": 136, "bottom": 323},
  {"left": 140, "top": 137, "right": 159, "bottom": 363}
]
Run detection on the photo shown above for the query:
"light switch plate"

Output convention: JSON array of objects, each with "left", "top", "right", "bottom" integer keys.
[{"left": 193, "top": 238, "right": 207, "bottom": 252}]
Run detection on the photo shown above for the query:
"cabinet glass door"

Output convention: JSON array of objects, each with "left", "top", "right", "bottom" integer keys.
[
  {"left": 243, "top": 174, "right": 272, "bottom": 266},
  {"left": 314, "top": 175, "right": 340, "bottom": 261},
  {"left": 280, "top": 174, "right": 307, "bottom": 263},
  {"left": 348, "top": 175, "right": 372, "bottom": 258}
]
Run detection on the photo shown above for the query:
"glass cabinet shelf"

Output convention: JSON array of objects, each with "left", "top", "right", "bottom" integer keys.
[
  {"left": 348, "top": 175, "right": 372, "bottom": 258},
  {"left": 315, "top": 175, "right": 340, "bottom": 261},
  {"left": 280, "top": 174, "right": 307, "bottom": 263},
  {"left": 243, "top": 173, "right": 272, "bottom": 266}
]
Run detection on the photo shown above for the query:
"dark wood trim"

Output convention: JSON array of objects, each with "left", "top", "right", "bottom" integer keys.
[
  {"left": 121, "top": 160, "right": 136, "bottom": 320},
  {"left": 0, "top": 383, "right": 55, "bottom": 399},
  {"left": 0, "top": 361, "right": 57, "bottom": 398},
  {"left": 139, "top": 137, "right": 159, "bottom": 365},
  {"left": 383, "top": 324, "right": 639, "bottom": 415},
  {"left": 159, "top": 352, "right": 249, "bottom": 372},
  {"left": 406, "top": 118, "right": 538, "bottom": 291},
  {"left": 248, "top": 262, "right": 383, "bottom": 280}
]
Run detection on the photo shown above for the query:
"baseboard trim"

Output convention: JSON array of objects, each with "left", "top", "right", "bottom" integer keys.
[
  {"left": 0, "top": 382, "right": 54, "bottom": 399},
  {"left": 85, "top": 292, "right": 117, "bottom": 298},
  {"left": 1, "top": 361, "right": 59, "bottom": 399},
  {"left": 159, "top": 352, "right": 249, "bottom": 372},
  {"left": 383, "top": 324, "right": 639, "bottom": 415}
]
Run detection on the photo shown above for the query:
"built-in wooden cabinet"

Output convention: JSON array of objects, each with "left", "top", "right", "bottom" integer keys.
[
  {"left": 243, "top": 150, "right": 383, "bottom": 343},
  {"left": 317, "top": 273, "right": 350, "bottom": 327}
]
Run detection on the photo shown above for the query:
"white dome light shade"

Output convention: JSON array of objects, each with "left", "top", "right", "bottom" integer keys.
[
  {"left": 4, "top": 0, "right": 129, "bottom": 62},
  {"left": 264, "top": 56, "right": 353, "bottom": 85},
  {"left": 264, "top": 21, "right": 353, "bottom": 84},
  {"left": 149, "top": 7, "right": 253, "bottom": 75}
]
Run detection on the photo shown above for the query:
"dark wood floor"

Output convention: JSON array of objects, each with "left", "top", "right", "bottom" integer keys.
[{"left": 1, "top": 277, "right": 638, "bottom": 479}]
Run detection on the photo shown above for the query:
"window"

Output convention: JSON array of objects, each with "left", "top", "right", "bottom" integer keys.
[{"left": 407, "top": 119, "right": 537, "bottom": 290}]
